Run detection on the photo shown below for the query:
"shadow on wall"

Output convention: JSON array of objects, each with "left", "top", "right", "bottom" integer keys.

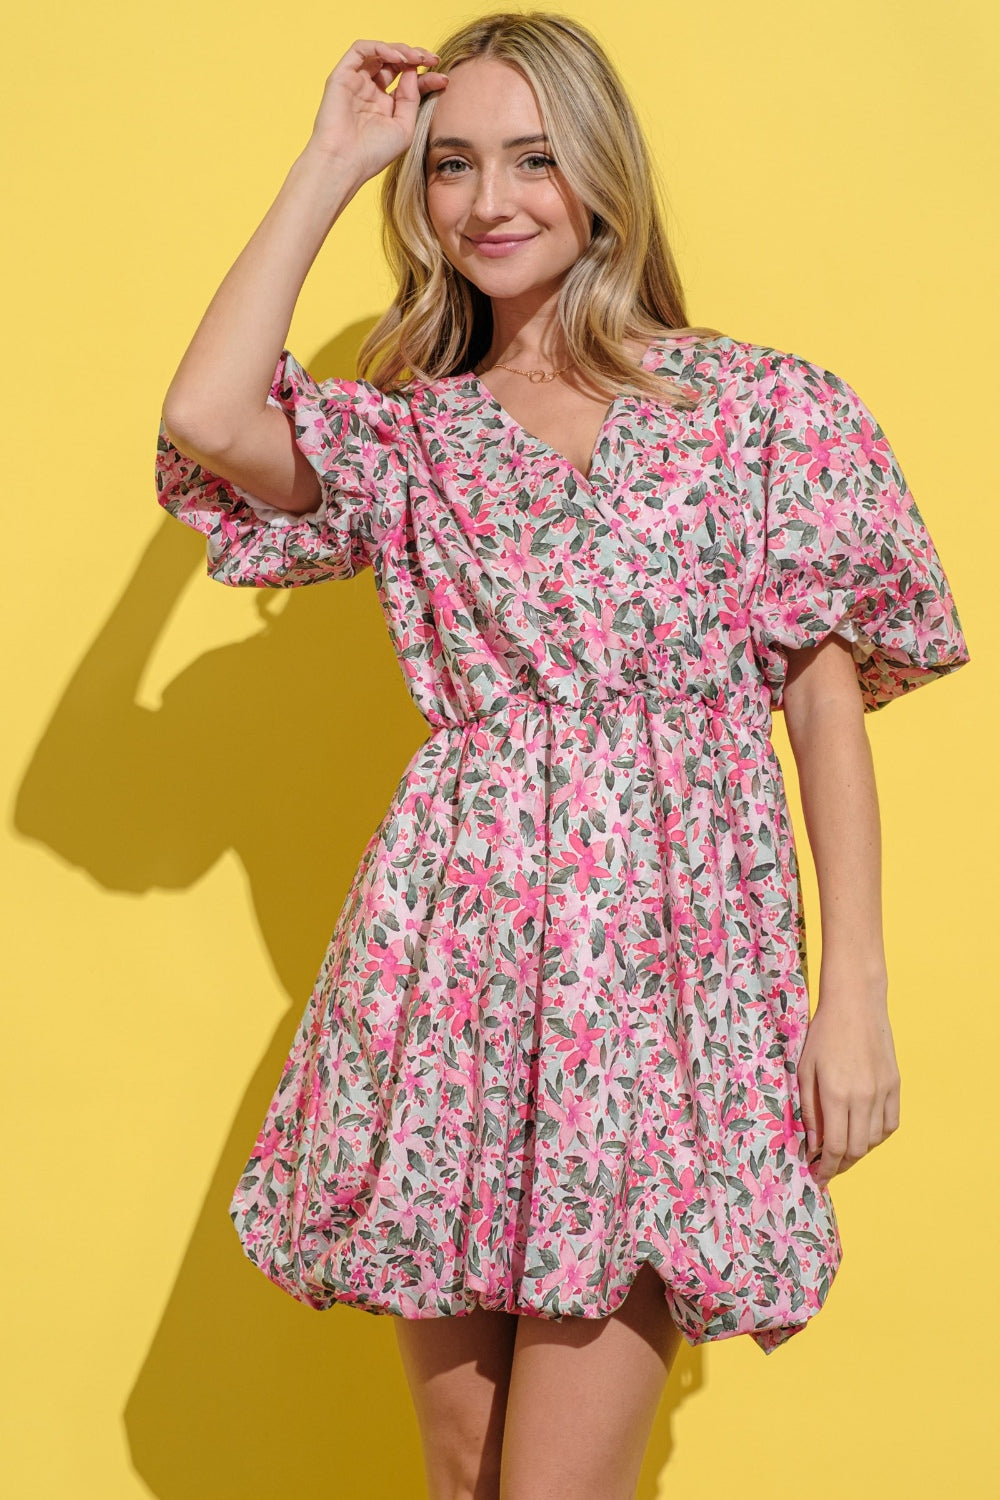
[{"left": 13, "top": 326, "right": 704, "bottom": 1499}]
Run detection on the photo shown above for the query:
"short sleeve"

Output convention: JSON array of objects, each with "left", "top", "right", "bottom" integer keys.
[
  {"left": 749, "top": 352, "right": 971, "bottom": 713},
  {"left": 155, "top": 349, "right": 411, "bottom": 587}
]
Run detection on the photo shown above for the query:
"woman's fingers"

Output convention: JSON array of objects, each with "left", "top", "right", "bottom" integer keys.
[
  {"left": 346, "top": 39, "right": 439, "bottom": 78},
  {"left": 798, "top": 1059, "right": 821, "bottom": 1157},
  {"left": 813, "top": 1104, "right": 847, "bottom": 1188},
  {"left": 361, "top": 44, "right": 446, "bottom": 100}
]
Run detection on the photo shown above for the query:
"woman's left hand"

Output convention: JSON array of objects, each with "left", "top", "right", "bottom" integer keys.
[{"left": 796, "top": 966, "right": 901, "bottom": 1190}]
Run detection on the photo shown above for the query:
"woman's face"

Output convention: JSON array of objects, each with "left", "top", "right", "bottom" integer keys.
[{"left": 424, "top": 57, "right": 592, "bottom": 302}]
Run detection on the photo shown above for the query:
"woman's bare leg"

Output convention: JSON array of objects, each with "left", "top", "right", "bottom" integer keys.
[
  {"left": 498, "top": 1262, "right": 683, "bottom": 1500},
  {"left": 393, "top": 1301, "right": 520, "bottom": 1500}
]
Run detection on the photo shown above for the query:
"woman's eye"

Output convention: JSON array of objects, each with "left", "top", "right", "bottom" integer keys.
[{"left": 433, "top": 154, "right": 557, "bottom": 175}]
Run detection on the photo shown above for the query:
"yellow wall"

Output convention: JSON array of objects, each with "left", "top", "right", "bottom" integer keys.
[{"left": 4, "top": 2, "right": 994, "bottom": 1495}]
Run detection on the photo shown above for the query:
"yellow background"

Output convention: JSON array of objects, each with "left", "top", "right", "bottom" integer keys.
[{"left": 4, "top": 2, "right": 995, "bottom": 1495}]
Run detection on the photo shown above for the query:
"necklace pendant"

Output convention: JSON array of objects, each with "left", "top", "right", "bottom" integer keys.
[{"left": 531, "top": 370, "right": 553, "bottom": 383}]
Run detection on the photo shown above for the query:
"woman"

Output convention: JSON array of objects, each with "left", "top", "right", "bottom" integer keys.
[{"left": 157, "top": 12, "right": 970, "bottom": 1499}]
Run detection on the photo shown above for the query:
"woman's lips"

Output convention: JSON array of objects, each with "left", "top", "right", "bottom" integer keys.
[{"left": 466, "top": 233, "right": 538, "bottom": 258}]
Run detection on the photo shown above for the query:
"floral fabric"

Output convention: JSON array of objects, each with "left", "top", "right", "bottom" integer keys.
[{"left": 155, "top": 333, "right": 970, "bottom": 1353}]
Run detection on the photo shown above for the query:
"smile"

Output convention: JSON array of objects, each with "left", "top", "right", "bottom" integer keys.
[{"left": 465, "top": 234, "right": 539, "bottom": 258}]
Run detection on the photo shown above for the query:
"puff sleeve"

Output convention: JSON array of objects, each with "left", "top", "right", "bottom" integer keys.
[
  {"left": 749, "top": 352, "right": 971, "bottom": 713},
  {"left": 155, "top": 349, "right": 411, "bottom": 586}
]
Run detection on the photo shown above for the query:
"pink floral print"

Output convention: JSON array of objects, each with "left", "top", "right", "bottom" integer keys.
[{"left": 155, "top": 333, "right": 970, "bottom": 1353}]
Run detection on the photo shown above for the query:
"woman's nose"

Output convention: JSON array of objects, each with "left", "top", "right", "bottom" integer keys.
[{"left": 469, "top": 164, "right": 516, "bottom": 216}]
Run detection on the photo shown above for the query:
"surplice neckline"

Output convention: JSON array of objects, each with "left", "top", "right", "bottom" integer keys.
[{"left": 461, "top": 338, "right": 662, "bottom": 491}]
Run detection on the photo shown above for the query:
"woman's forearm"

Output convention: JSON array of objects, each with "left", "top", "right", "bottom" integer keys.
[
  {"left": 161, "top": 145, "right": 366, "bottom": 448},
  {"left": 783, "top": 643, "right": 889, "bottom": 989}
]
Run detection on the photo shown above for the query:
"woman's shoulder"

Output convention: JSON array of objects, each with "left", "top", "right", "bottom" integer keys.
[
  {"left": 648, "top": 329, "right": 782, "bottom": 376},
  {"left": 647, "top": 331, "right": 860, "bottom": 413}
]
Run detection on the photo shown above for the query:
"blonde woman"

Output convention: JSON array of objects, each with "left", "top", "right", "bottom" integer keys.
[{"left": 157, "top": 11, "right": 970, "bottom": 1499}]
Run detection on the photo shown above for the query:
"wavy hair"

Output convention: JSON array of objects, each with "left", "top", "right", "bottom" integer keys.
[{"left": 358, "top": 10, "right": 724, "bottom": 406}]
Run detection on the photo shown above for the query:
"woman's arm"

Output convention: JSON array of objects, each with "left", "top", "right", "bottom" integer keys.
[
  {"left": 160, "top": 147, "right": 365, "bottom": 450},
  {"left": 161, "top": 149, "right": 365, "bottom": 518},
  {"left": 160, "top": 39, "right": 447, "bottom": 515},
  {"left": 781, "top": 633, "right": 901, "bottom": 1189}
]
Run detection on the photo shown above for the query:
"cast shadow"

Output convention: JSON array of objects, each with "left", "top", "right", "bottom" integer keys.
[{"left": 12, "top": 324, "right": 705, "bottom": 1498}]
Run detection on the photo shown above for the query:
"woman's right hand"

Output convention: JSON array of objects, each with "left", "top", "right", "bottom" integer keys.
[{"left": 307, "top": 39, "right": 449, "bottom": 183}]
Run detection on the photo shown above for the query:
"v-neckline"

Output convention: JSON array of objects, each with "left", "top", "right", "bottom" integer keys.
[{"left": 462, "top": 339, "right": 660, "bottom": 490}]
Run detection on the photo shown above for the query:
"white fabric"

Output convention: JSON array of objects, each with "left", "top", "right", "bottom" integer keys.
[{"left": 833, "top": 619, "right": 877, "bottom": 662}]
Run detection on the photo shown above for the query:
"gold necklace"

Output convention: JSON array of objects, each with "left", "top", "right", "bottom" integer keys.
[{"left": 485, "top": 358, "right": 574, "bottom": 384}]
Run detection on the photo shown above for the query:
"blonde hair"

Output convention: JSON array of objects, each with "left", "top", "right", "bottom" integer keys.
[{"left": 359, "top": 10, "right": 724, "bottom": 406}]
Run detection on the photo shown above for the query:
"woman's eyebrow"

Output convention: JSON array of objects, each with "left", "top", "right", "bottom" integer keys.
[{"left": 427, "top": 133, "right": 551, "bottom": 150}]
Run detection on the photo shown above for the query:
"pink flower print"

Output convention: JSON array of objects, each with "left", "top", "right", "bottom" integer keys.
[
  {"left": 288, "top": 1155, "right": 314, "bottom": 1220},
  {"left": 879, "top": 479, "right": 912, "bottom": 527},
  {"left": 815, "top": 1232, "right": 841, "bottom": 1277},
  {"left": 769, "top": 593, "right": 811, "bottom": 639},
  {"left": 741, "top": 1161, "right": 786, "bottom": 1221},
  {"left": 426, "top": 576, "right": 466, "bottom": 633},
  {"left": 578, "top": 613, "right": 615, "bottom": 657},
  {"left": 504, "top": 870, "right": 545, "bottom": 931},
  {"left": 634, "top": 932, "right": 670, "bottom": 978},
  {"left": 552, "top": 1010, "right": 606, "bottom": 1073},
  {"left": 666, "top": 1164, "right": 702, "bottom": 1214},
  {"left": 700, "top": 418, "right": 733, "bottom": 468},
  {"left": 799, "top": 423, "right": 839, "bottom": 482},
  {"left": 717, "top": 582, "right": 753, "bottom": 634},
  {"left": 688, "top": 1260, "right": 734, "bottom": 1301},
  {"left": 451, "top": 494, "right": 504, "bottom": 544},
  {"left": 440, "top": 981, "right": 479, "bottom": 1042},
  {"left": 358, "top": 874, "right": 387, "bottom": 929},
  {"left": 360, "top": 937, "right": 409, "bottom": 991},
  {"left": 844, "top": 414, "right": 889, "bottom": 473},
  {"left": 767, "top": 1094, "right": 806, "bottom": 1159},
  {"left": 550, "top": 1083, "right": 596, "bottom": 1150},
  {"left": 772, "top": 996, "right": 807, "bottom": 1052},
  {"left": 254, "top": 1121, "right": 286, "bottom": 1174},
  {"left": 557, "top": 1258, "right": 592, "bottom": 1301},
  {"left": 810, "top": 491, "right": 848, "bottom": 553},
  {"left": 653, "top": 460, "right": 684, "bottom": 490},
  {"left": 498, "top": 533, "right": 542, "bottom": 580},
  {"left": 659, "top": 1020, "right": 694, "bottom": 1082},
  {"left": 743, "top": 929, "right": 768, "bottom": 973},
  {"left": 451, "top": 853, "right": 496, "bottom": 918},
  {"left": 630, "top": 1130, "right": 667, "bottom": 1185},
  {"left": 664, "top": 1225, "right": 694, "bottom": 1279},
  {"left": 765, "top": 1216, "right": 797, "bottom": 1266},
  {"left": 496, "top": 935, "right": 539, "bottom": 994},
  {"left": 547, "top": 919, "right": 579, "bottom": 964},
  {"left": 692, "top": 901, "right": 729, "bottom": 965},
  {"left": 441, "top": 1176, "right": 467, "bottom": 1219},
  {"left": 502, "top": 447, "right": 538, "bottom": 489},
  {"left": 558, "top": 755, "right": 608, "bottom": 819},
  {"left": 482, "top": 801, "right": 515, "bottom": 847},
  {"left": 720, "top": 1098, "right": 754, "bottom": 1150},
  {"left": 380, "top": 1194, "right": 424, "bottom": 1243},
  {"left": 434, "top": 926, "right": 466, "bottom": 966},
  {"left": 717, "top": 391, "right": 741, "bottom": 424},
  {"left": 727, "top": 1049, "right": 762, "bottom": 1103},
  {"left": 630, "top": 395, "right": 664, "bottom": 427},
  {"left": 471, "top": 1178, "right": 500, "bottom": 1249},
  {"left": 574, "top": 1132, "right": 607, "bottom": 1180},
  {"left": 551, "top": 828, "right": 613, "bottom": 896}
]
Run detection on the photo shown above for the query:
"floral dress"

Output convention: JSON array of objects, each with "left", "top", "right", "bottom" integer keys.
[{"left": 155, "top": 333, "right": 970, "bottom": 1354}]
